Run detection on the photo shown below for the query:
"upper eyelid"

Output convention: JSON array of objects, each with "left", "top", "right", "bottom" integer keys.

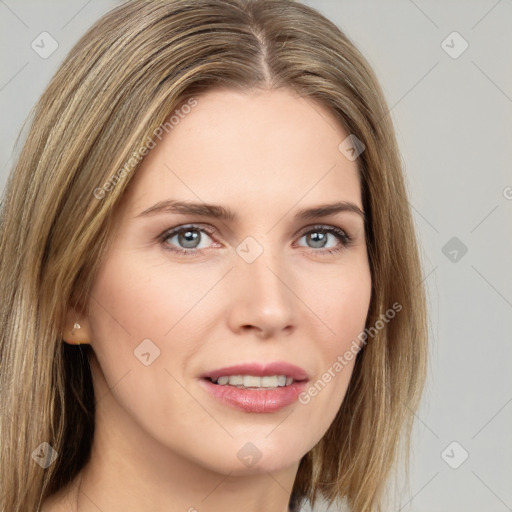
[{"left": 161, "top": 222, "right": 349, "bottom": 235}]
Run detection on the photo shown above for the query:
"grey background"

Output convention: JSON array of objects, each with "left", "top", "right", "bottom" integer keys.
[{"left": 1, "top": 1, "right": 511, "bottom": 511}]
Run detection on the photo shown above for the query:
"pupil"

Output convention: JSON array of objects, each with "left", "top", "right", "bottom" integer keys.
[
  {"left": 309, "top": 232, "right": 326, "bottom": 248},
  {"left": 180, "top": 230, "right": 200, "bottom": 248}
]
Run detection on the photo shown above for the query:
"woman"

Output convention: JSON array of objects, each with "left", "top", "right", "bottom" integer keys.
[{"left": 0, "top": 1, "right": 428, "bottom": 511}]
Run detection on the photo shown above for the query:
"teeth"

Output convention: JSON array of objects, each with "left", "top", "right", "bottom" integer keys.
[
  {"left": 212, "top": 374, "right": 294, "bottom": 388},
  {"left": 228, "top": 375, "right": 243, "bottom": 386},
  {"left": 244, "top": 375, "right": 261, "bottom": 387},
  {"left": 261, "top": 376, "right": 278, "bottom": 387}
]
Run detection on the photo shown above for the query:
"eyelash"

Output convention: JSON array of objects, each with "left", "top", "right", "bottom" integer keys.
[{"left": 158, "top": 223, "right": 353, "bottom": 257}]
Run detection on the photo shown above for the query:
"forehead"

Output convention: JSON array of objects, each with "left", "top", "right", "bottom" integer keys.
[{"left": 120, "top": 87, "right": 362, "bottom": 216}]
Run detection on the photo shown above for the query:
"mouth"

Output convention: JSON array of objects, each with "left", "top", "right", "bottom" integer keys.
[
  {"left": 199, "top": 362, "right": 309, "bottom": 413},
  {"left": 202, "top": 361, "right": 308, "bottom": 387}
]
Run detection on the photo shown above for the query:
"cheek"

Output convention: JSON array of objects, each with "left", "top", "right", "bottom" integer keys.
[
  {"left": 303, "top": 257, "right": 372, "bottom": 349},
  {"left": 86, "top": 250, "right": 205, "bottom": 386},
  {"left": 85, "top": 251, "right": 223, "bottom": 448},
  {"left": 88, "top": 248, "right": 212, "bottom": 345},
  {"left": 294, "top": 260, "right": 371, "bottom": 428},
  {"left": 86, "top": 247, "right": 239, "bottom": 427}
]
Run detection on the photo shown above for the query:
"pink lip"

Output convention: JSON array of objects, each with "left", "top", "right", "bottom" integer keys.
[
  {"left": 200, "top": 379, "right": 308, "bottom": 413},
  {"left": 199, "top": 361, "right": 309, "bottom": 413}
]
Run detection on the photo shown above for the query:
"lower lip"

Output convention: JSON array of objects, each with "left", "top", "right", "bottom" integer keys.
[{"left": 200, "top": 378, "right": 308, "bottom": 413}]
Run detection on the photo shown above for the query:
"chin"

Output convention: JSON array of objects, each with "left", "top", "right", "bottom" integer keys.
[{"left": 194, "top": 435, "right": 312, "bottom": 476}]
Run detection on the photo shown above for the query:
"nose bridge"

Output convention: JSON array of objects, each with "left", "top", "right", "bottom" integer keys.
[
  {"left": 239, "top": 236, "right": 290, "bottom": 301},
  {"left": 229, "top": 234, "right": 296, "bottom": 335}
]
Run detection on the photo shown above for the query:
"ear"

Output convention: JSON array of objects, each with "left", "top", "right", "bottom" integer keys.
[{"left": 62, "top": 302, "right": 93, "bottom": 345}]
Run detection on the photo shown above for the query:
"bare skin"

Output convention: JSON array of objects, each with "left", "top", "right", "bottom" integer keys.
[{"left": 43, "top": 87, "right": 371, "bottom": 512}]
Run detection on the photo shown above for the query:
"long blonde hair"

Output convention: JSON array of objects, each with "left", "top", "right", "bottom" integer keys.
[{"left": 0, "top": 1, "right": 427, "bottom": 510}]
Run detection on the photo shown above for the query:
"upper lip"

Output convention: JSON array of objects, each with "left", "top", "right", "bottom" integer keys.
[{"left": 202, "top": 361, "right": 309, "bottom": 382}]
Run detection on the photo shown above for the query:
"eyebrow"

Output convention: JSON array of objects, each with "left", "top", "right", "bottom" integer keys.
[{"left": 135, "top": 199, "right": 365, "bottom": 221}]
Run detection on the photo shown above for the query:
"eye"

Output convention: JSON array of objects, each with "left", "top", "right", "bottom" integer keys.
[
  {"left": 296, "top": 225, "right": 353, "bottom": 255},
  {"left": 159, "top": 223, "right": 353, "bottom": 257},
  {"left": 160, "top": 224, "right": 217, "bottom": 255}
]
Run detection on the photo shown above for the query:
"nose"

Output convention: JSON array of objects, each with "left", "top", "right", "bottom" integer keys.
[{"left": 225, "top": 246, "right": 297, "bottom": 339}]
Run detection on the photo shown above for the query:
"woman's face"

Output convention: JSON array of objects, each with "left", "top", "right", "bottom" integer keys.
[{"left": 84, "top": 87, "right": 371, "bottom": 476}]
